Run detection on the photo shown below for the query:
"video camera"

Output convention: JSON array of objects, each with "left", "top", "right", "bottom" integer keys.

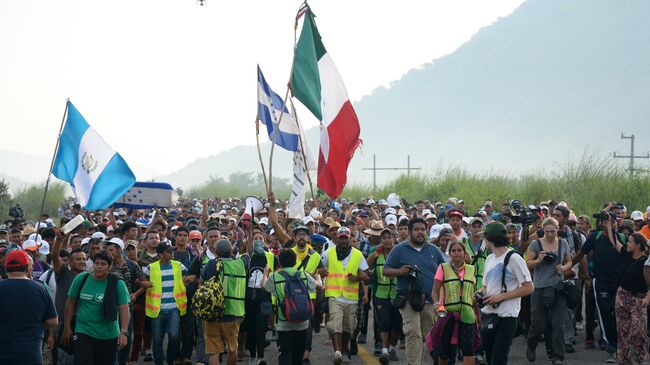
[
  {"left": 8, "top": 204, "right": 23, "bottom": 219},
  {"left": 508, "top": 199, "right": 539, "bottom": 225},
  {"left": 592, "top": 211, "right": 617, "bottom": 222}
]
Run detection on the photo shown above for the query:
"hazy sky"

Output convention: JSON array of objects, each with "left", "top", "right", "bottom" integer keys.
[{"left": 0, "top": 0, "right": 525, "bottom": 179}]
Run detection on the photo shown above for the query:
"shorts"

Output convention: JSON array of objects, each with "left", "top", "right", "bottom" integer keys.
[
  {"left": 374, "top": 298, "right": 402, "bottom": 333},
  {"left": 439, "top": 321, "right": 475, "bottom": 358},
  {"left": 326, "top": 298, "right": 357, "bottom": 335},
  {"left": 203, "top": 320, "right": 240, "bottom": 354}
]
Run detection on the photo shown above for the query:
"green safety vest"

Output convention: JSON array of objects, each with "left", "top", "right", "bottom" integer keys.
[
  {"left": 221, "top": 258, "right": 246, "bottom": 317},
  {"left": 374, "top": 252, "right": 397, "bottom": 300},
  {"left": 463, "top": 238, "right": 487, "bottom": 289},
  {"left": 271, "top": 268, "right": 309, "bottom": 322},
  {"left": 441, "top": 263, "right": 476, "bottom": 324}
]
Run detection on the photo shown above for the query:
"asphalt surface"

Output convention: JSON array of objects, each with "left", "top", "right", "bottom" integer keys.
[{"left": 130, "top": 316, "right": 612, "bottom": 365}]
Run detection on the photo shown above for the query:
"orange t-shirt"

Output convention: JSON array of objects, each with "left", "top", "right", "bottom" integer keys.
[{"left": 640, "top": 225, "right": 650, "bottom": 240}]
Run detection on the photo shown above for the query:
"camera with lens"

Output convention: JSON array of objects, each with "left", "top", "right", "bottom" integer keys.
[
  {"left": 407, "top": 265, "right": 420, "bottom": 281},
  {"left": 8, "top": 204, "right": 23, "bottom": 219},
  {"left": 474, "top": 291, "right": 485, "bottom": 308},
  {"left": 509, "top": 199, "right": 539, "bottom": 225},
  {"left": 542, "top": 251, "right": 558, "bottom": 264},
  {"left": 592, "top": 211, "right": 616, "bottom": 222}
]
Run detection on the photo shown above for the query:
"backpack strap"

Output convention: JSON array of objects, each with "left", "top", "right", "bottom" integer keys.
[
  {"left": 44, "top": 269, "right": 54, "bottom": 286},
  {"left": 296, "top": 251, "right": 314, "bottom": 271},
  {"left": 501, "top": 251, "right": 520, "bottom": 293}
]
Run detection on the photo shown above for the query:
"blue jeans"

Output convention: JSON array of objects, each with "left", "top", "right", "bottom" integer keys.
[{"left": 151, "top": 308, "right": 180, "bottom": 365}]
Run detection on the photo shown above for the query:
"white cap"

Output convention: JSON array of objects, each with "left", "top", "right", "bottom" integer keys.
[
  {"left": 302, "top": 216, "right": 315, "bottom": 225},
  {"left": 384, "top": 214, "right": 397, "bottom": 226},
  {"left": 646, "top": 206, "right": 650, "bottom": 215},
  {"left": 462, "top": 217, "right": 472, "bottom": 224},
  {"left": 259, "top": 217, "right": 269, "bottom": 226},
  {"left": 398, "top": 216, "right": 409, "bottom": 223},
  {"left": 28, "top": 233, "right": 43, "bottom": 242},
  {"left": 91, "top": 232, "right": 106, "bottom": 240},
  {"left": 425, "top": 213, "right": 437, "bottom": 221},
  {"left": 441, "top": 223, "right": 452, "bottom": 229},
  {"left": 45, "top": 218, "right": 54, "bottom": 225},
  {"left": 384, "top": 207, "right": 397, "bottom": 216},
  {"left": 37, "top": 222, "right": 47, "bottom": 229},
  {"left": 378, "top": 199, "right": 387, "bottom": 206},
  {"left": 631, "top": 211, "right": 644, "bottom": 221},
  {"left": 422, "top": 209, "right": 432, "bottom": 216},
  {"left": 22, "top": 239, "right": 39, "bottom": 251},
  {"left": 105, "top": 237, "right": 124, "bottom": 250},
  {"left": 80, "top": 237, "right": 91, "bottom": 246},
  {"left": 429, "top": 224, "right": 443, "bottom": 239},
  {"left": 367, "top": 199, "right": 375, "bottom": 205},
  {"left": 558, "top": 201, "right": 568, "bottom": 208},
  {"left": 310, "top": 209, "right": 322, "bottom": 219},
  {"left": 39, "top": 240, "right": 50, "bottom": 255}
]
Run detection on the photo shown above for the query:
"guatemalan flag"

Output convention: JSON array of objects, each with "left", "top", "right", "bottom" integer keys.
[{"left": 52, "top": 101, "right": 136, "bottom": 211}]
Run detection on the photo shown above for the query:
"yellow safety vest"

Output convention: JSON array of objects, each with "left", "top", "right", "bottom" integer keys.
[
  {"left": 293, "top": 248, "right": 321, "bottom": 299},
  {"left": 463, "top": 238, "right": 487, "bottom": 289},
  {"left": 324, "top": 247, "right": 363, "bottom": 300},
  {"left": 222, "top": 258, "right": 246, "bottom": 317},
  {"left": 146, "top": 260, "right": 187, "bottom": 318},
  {"left": 441, "top": 263, "right": 476, "bottom": 324},
  {"left": 375, "top": 252, "right": 397, "bottom": 300}
]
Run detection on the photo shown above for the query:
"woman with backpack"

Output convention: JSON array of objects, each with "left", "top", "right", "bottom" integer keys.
[
  {"left": 525, "top": 218, "right": 573, "bottom": 365},
  {"left": 60, "top": 250, "right": 131, "bottom": 365},
  {"left": 430, "top": 240, "right": 479, "bottom": 365},
  {"left": 263, "top": 249, "right": 318, "bottom": 365}
]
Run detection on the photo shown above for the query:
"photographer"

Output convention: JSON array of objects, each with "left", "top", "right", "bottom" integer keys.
[
  {"left": 383, "top": 218, "right": 445, "bottom": 365},
  {"left": 571, "top": 209, "right": 625, "bottom": 363},
  {"left": 525, "top": 218, "right": 573, "bottom": 365},
  {"left": 479, "top": 222, "right": 533, "bottom": 365}
]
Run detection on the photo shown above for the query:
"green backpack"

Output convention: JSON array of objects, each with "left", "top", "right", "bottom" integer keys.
[{"left": 191, "top": 260, "right": 225, "bottom": 322}]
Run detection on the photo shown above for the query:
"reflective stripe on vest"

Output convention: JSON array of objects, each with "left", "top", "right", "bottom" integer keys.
[
  {"left": 222, "top": 258, "right": 246, "bottom": 317},
  {"left": 324, "top": 247, "right": 362, "bottom": 300},
  {"left": 375, "top": 252, "right": 397, "bottom": 300},
  {"left": 145, "top": 260, "right": 188, "bottom": 318},
  {"left": 441, "top": 263, "right": 476, "bottom": 324},
  {"left": 265, "top": 251, "right": 278, "bottom": 305}
]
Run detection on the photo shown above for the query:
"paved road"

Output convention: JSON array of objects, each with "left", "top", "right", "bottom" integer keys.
[{"left": 133, "top": 318, "right": 611, "bottom": 365}]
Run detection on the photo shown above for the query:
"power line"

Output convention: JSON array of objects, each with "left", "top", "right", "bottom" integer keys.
[{"left": 613, "top": 133, "right": 649, "bottom": 176}]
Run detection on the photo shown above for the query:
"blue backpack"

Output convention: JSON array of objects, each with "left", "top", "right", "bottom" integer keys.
[{"left": 275, "top": 271, "right": 313, "bottom": 323}]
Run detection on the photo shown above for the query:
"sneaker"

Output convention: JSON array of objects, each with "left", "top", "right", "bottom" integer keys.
[
  {"left": 144, "top": 351, "right": 153, "bottom": 362},
  {"left": 379, "top": 352, "right": 389, "bottom": 365},
  {"left": 333, "top": 351, "right": 343, "bottom": 365},
  {"left": 526, "top": 348, "right": 535, "bottom": 362},
  {"left": 605, "top": 353, "right": 616, "bottom": 363},
  {"left": 349, "top": 338, "right": 358, "bottom": 355},
  {"left": 257, "top": 359, "right": 266, "bottom": 365},
  {"left": 585, "top": 340, "right": 595, "bottom": 349},
  {"left": 342, "top": 352, "right": 351, "bottom": 364},
  {"left": 358, "top": 333, "right": 367, "bottom": 344},
  {"left": 565, "top": 343, "right": 575, "bottom": 353},
  {"left": 389, "top": 349, "right": 399, "bottom": 362}
]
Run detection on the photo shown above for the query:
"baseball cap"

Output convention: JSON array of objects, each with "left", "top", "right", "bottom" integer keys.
[
  {"left": 302, "top": 216, "right": 315, "bottom": 225},
  {"left": 80, "top": 237, "right": 91, "bottom": 247},
  {"left": 259, "top": 217, "right": 269, "bottom": 226},
  {"left": 568, "top": 214, "right": 577, "bottom": 223},
  {"left": 38, "top": 240, "right": 50, "bottom": 255},
  {"left": 429, "top": 224, "right": 443, "bottom": 239},
  {"left": 385, "top": 214, "right": 397, "bottom": 226},
  {"left": 337, "top": 227, "right": 351, "bottom": 237},
  {"left": 105, "top": 237, "right": 125, "bottom": 250},
  {"left": 156, "top": 243, "right": 173, "bottom": 254},
  {"left": 469, "top": 217, "right": 484, "bottom": 226},
  {"left": 5, "top": 249, "right": 29, "bottom": 270},
  {"left": 292, "top": 225, "right": 310, "bottom": 234},
  {"left": 448, "top": 210, "right": 464, "bottom": 219},
  {"left": 91, "top": 232, "right": 106, "bottom": 240},
  {"left": 484, "top": 222, "right": 507, "bottom": 240},
  {"left": 189, "top": 230, "right": 203, "bottom": 240},
  {"left": 215, "top": 239, "right": 233, "bottom": 257},
  {"left": 384, "top": 207, "right": 397, "bottom": 216},
  {"left": 631, "top": 211, "right": 644, "bottom": 221},
  {"left": 0, "top": 224, "right": 9, "bottom": 233},
  {"left": 21, "top": 240, "right": 39, "bottom": 252},
  {"left": 424, "top": 213, "right": 437, "bottom": 221},
  {"left": 422, "top": 209, "right": 432, "bottom": 216}
]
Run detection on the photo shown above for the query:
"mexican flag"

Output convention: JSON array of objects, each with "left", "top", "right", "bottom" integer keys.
[{"left": 290, "top": 5, "right": 361, "bottom": 199}]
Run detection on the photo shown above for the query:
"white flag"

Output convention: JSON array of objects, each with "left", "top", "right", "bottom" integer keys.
[{"left": 287, "top": 116, "right": 316, "bottom": 220}]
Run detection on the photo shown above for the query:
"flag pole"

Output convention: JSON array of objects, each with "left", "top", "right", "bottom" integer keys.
[
  {"left": 255, "top": 115, "right": 269, "bottom": 195},
  {"left": 38, "top": 98, "right": 70, "bottom": 221},
  {"left": 288, "top": 97, "right": 316, "bottom": 203},
  {"left": 267, "top": 1, "right": 306, "bottom": 195}
]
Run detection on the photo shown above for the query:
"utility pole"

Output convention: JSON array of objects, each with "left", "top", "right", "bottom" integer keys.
[
  {"left": 613, "top": 133, "right": 649, "bottom": 176},
  {"left": 361, "top": 155, "right": 422, "bottom": 190}
]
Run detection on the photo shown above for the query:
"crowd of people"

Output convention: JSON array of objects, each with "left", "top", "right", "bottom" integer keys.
[{"left": 1, "top": 194, "right": 650, "bottom": 365}]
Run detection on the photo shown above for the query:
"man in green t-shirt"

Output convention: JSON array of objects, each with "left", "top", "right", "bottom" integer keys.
[{"left": 61, "top": 251, "right": 130, "bottom": 365}]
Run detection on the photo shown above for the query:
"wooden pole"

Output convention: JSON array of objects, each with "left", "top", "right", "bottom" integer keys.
[
  {"left": 38, "top": 98, "right": 70, "bottom": 221},
  {"left": 255, "top": 116, "right": 269, "bottom": 195},
  {"left": 288, "top": 96, "right": 316, "bottom": 203}
]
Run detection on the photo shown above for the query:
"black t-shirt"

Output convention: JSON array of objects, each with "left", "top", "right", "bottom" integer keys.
[
  {"left": 55, "top": 265, "right": 77, "bottom": 319},
  {"left": 581, "top": 231, "right": 622, "bottom": 286},
  {"left": 618, "top": 251, "right": 648, "bottom": 296},
  {"left": 0, "top": 279, "right": 57, "bottom": 365},
  {"left": 246, "top": 254, "right": 272, "bottom": 302}
]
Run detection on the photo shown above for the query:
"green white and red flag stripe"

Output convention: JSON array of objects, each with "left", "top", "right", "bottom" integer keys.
[{"left": 290, "top": 5, "right": 361, "bottom": 199}]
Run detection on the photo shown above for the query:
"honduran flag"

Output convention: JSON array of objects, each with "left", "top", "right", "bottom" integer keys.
[
  {"left": 52, "top": 101, "right": 136, "bottom": 211},
  {"left": 290, "top": 4, "right": 361, "bottom": 199}
]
